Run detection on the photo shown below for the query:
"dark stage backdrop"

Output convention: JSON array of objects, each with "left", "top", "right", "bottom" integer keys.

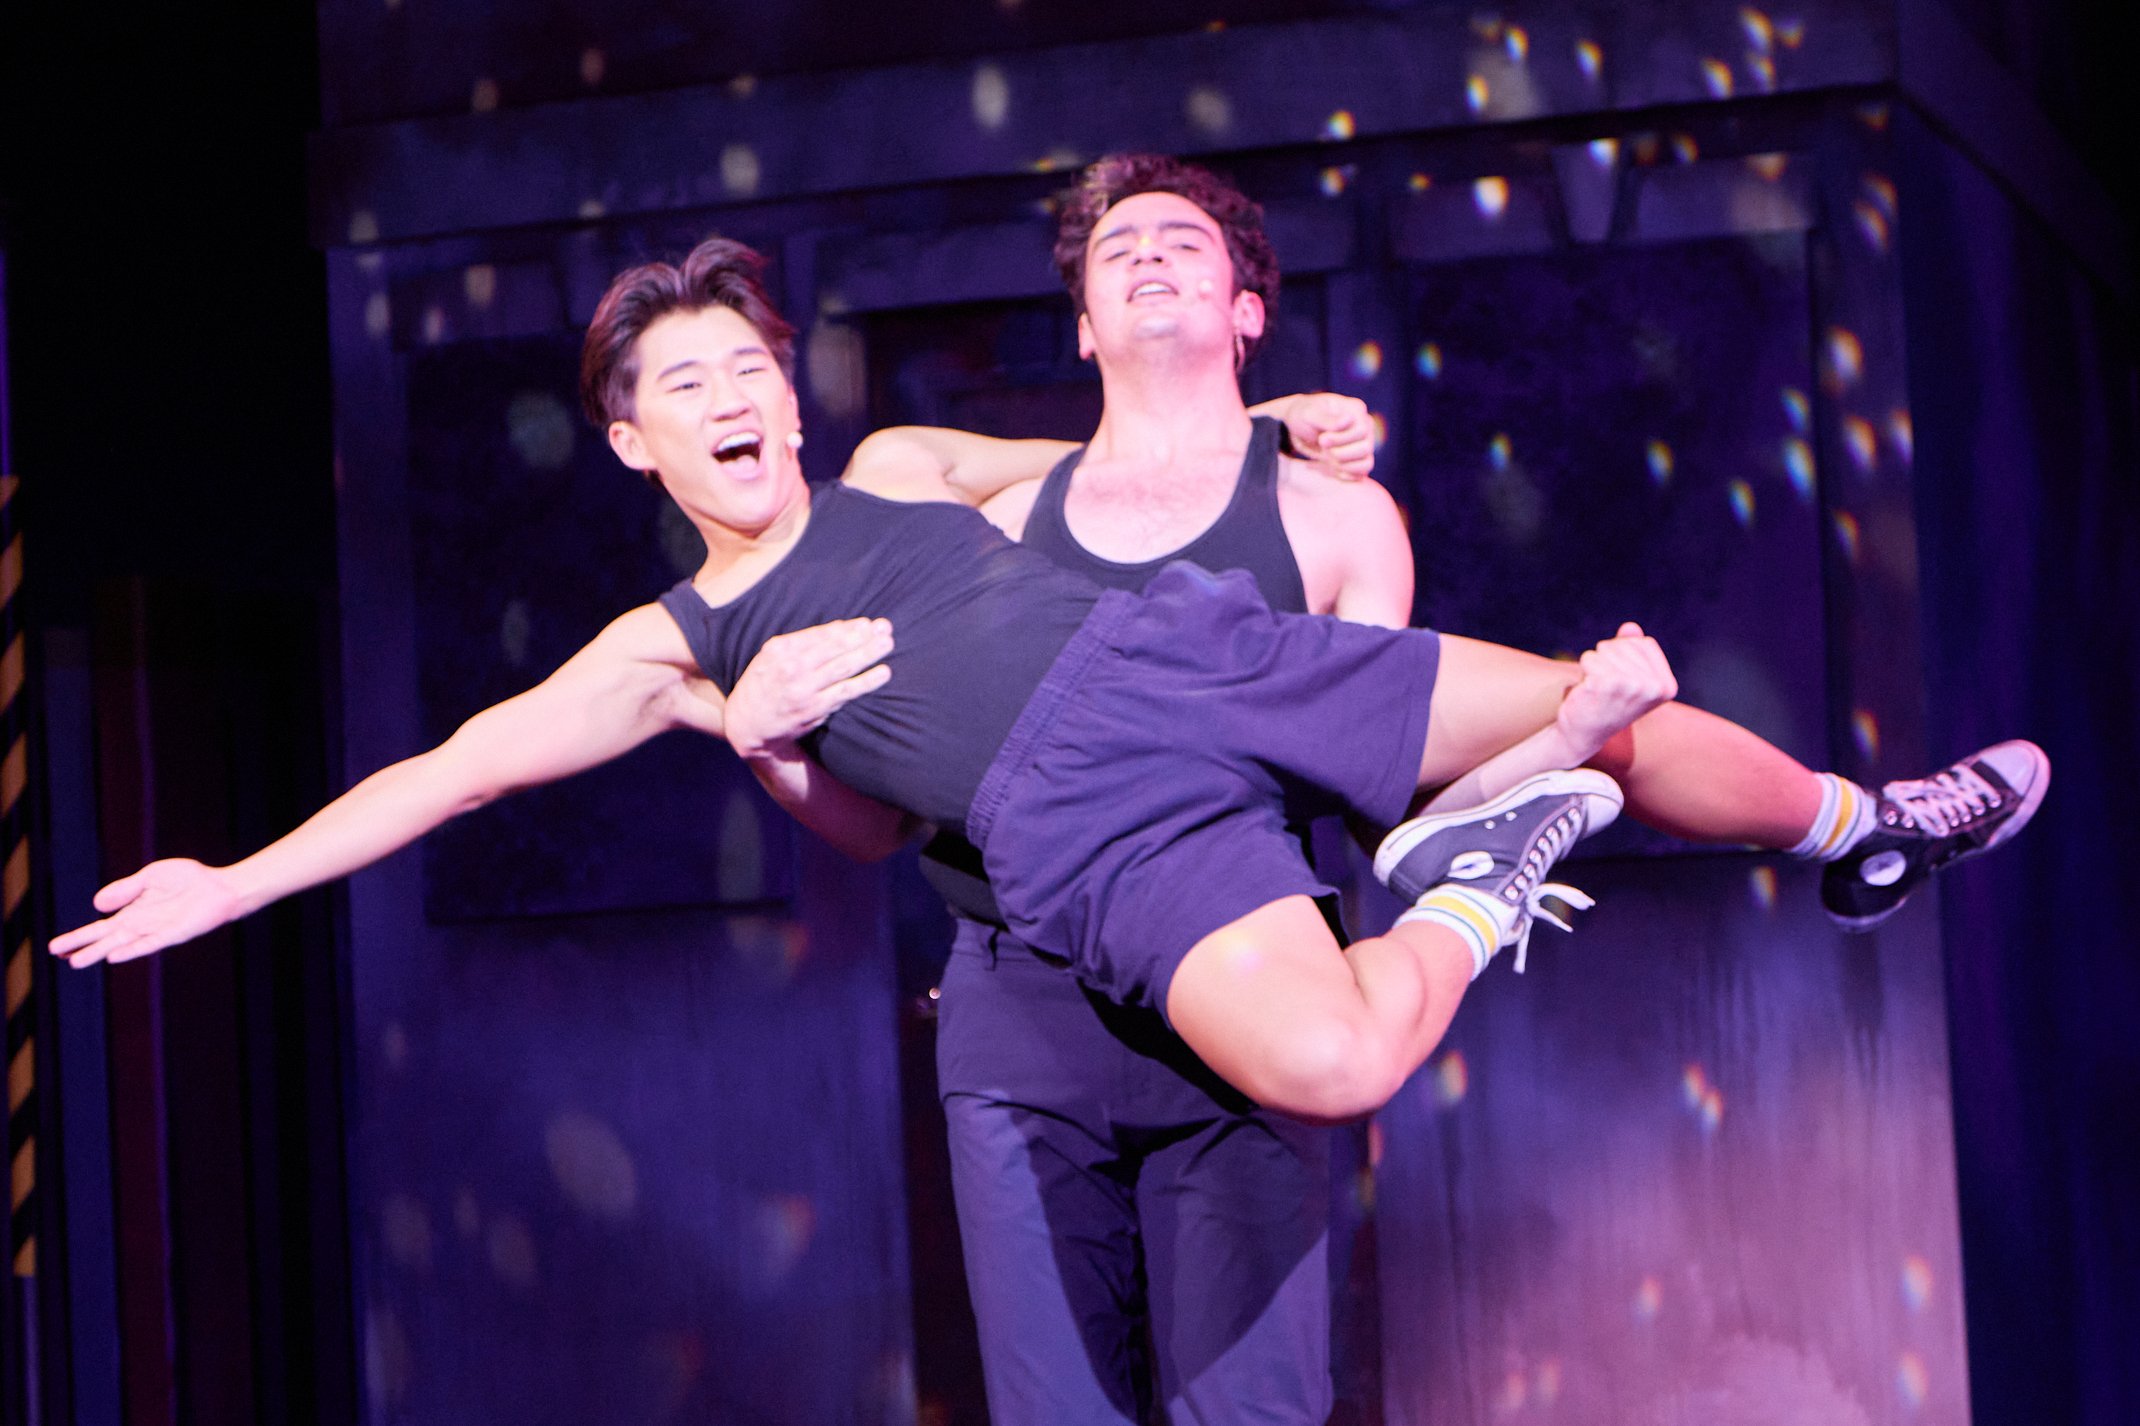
[{"left": 15, "top": 2, "right": 2133, "bottom": 1424}]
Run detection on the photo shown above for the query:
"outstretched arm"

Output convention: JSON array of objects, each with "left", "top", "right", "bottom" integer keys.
[
  {"left": 842, "top": 394, "right": 1380, "bottom": 506},
  {"left": 1422, "top": 623, "right": 1678, "bottom": 813},
  {"left": 52, "top": 604, "right": 711, "bottom": 967}
]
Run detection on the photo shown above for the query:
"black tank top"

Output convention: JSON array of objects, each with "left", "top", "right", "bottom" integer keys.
[
  {"left": 921, "top": 416, "right": 1311, "bottom": 921},
  {"left": 658, "top": 483, "right": 1100, "bottom": 831},
  {"left": 1019, "top": 416, "right": 1308, "bottom": 607}
]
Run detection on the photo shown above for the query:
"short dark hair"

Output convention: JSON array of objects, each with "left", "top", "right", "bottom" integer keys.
[
  {"left": 580, "top": 235, "right": 797, "bottom": 427},
  {"left": 1052, "top": 154, "right": 1280, "bottom": 365}
]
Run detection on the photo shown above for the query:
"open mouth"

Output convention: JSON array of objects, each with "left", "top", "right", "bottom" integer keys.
[
  {"left": 1130, "top": 281, "right": 1177, "bottom": 301},
  {"left": 714, "top": 432, "right": 764, "bottom": 463}
]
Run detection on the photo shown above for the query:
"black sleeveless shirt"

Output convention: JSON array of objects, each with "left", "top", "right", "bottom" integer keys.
[
  {"left": 1019, "top": 416, "right": 1308, "bottom": 609},
  {"left": 921, "top": 416, "right": 1312, "bottom": 921},
  {"left": 658, "top": 483, "right": 1101, "bottom": 831}
]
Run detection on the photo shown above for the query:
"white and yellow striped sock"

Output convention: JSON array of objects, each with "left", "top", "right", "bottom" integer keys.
[
  {"left": 1396, "top": 885, "right": 1518, "bottom": 980},
  {"left": 1789, "top": 771, "right": 1877, "bottom": 861}
]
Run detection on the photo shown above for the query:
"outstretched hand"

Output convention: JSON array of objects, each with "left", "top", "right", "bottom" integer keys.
[
  {"left": 1278, "top": 393, "right": 1377, "bottom": 480},
  {"left": 1557, "top": 622, "right": 1678, "bottom": 760},
  {"left": 50, "top": 859, "right": 249, "bottom": 968},
  {"left": 723, "top": 618, "right": 894, "bottom": 762}
]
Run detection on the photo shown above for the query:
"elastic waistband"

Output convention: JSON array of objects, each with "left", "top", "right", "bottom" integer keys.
[{"left": 965, "top": 587, "right": 1138, "bottom": 853}]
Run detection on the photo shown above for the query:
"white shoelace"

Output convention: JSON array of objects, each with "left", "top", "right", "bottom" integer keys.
[
  {"left": 1503, "top": 804, "right": 1594, "bottom": 973},
  {"left": 1883, "top": 763, "right": 2002, "bottom": 837}
]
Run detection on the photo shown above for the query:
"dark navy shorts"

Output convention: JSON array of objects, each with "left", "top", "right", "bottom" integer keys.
[{"left": 967, "top": 563, "right": 1440, "bottom": 1017}]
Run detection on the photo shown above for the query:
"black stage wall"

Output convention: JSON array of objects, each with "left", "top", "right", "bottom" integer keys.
[{"left": 2, "top": 2, "right": 2135, "bottom": 1424}]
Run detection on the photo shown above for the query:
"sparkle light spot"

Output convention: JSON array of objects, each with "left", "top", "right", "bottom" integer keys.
[
  {"left": 1589, "top": 137, "right": 1620, "bottom": 167},
  {"left": 1634, "top": 1276, "right": 1663, "bottom": 1321},
  {"left": 1863, "top": 173, "right": 1899, "bottom": 216},
  {"left": 580, "top": 48, "right": 606, "bottom": 87},
  {"left": 1031, "top": 147, "right": 1081, "bottom": 174},
  {"left": 1858, "top": 102, "right": 1891, "bottom": 130},
  {"left": 348, "top": 210, "right": 380, "bottom": 245},
  {"left": 1407, "top": 171, "right": 1433, "bottom": 192},
  {"left": 506, "top": 390, "right": 575, "bottom": 470},
  {"left": 1370, "top": 412, "right": 1388, "bottom": 449},
  {"left": 1350, "top": 340, "right": 1383, "bottom": 380},
  {"left": 1576, "top": 39, "right": 1603, "bottom": 81},
  {"left": 1367, "top": 1118, "right": 1386, "bottom": 1167},
  {"left": 1833, "top": 510, "right": 1862, "bottom": 564},
  {"left": 1888, "top": 408, "right": 1914, "bottom": 466},
  {"left": 470, "top": 77, "right": 500, "bottom": 113},
  {"left": 1780, "top": 18, "right": 1806, "bottom": 47},
  {"left": 1185, "top": 85, "right": 1232, "bottom": 136},
  {"left": 1472, "top": 175, "right": 1511, "bottom": 218},
  {"left": 1853, "top": 709, "right": 1881, "bottom": 760},
  {"left": 1747, "top": 154, "right": 1789, "bottom": 184},
  {"left": 1323, "top": 109, "right": 1356, "bottom": 140},
  {"left": 1672, "top": 133, "right": 1701, "bottom": 163},
  {"left": 1749, "top": 864, "right": 1778, "bottom": 909},
  {"left": 1414, "top": 342, "right": 1443, "bottom": 379},
  {"left": 755, "top": 1194, "right": 818, "bottom": 1284},
  {"left": 1783, "top": 437, "right": 1815, "bottom": 497},
  {"left": 1700, "top": 1086, "right": 1725, "bottom": 1131},
  {"left": 499, "top": 599, "right": 532, "bottom": 667},
  {"left": 1493, "top": 1369, "right": 1528, "bottom": 1412},
  {"left": 1781, "top": 386, "right": 1810, "bottom": 431},
  {"left": 1632, "top": 133, "right": 1661, "bottom": 165},
  {"left": 971, "top": 63, "right": 1010, "bottom": 130},
  {"left": 1681, "top": 1064, "right": 1709, "bottom": 1109},
  {"left": 1645, "top": 439, "right": 1674, "bottom": 486},
  {"left": 464, "top": 264, "right": 497, "bottom": 309},
  {"left": 1534, "top": 1360, "right": 1563, "bottom": 1406},
  {"left": 1488, "top": 432, "right": 1512, "bottom": 470},
  {"left": 1466, "top": 74, "right": 1489, "bottom": 114},
  {"left": 1854, "top": 201, "right": 1892, "bottom": 253},
  {"left": 1897, "top": 1352, "right": 1930, "bottom": 1409},
  {"left": 1741, "top": 7, "right": 1776, "bottom": 50},
  {"left": 1749, "top": 54, "right": 1777, "bottom": 90},
  {"left": 727, "top": 73, "right": 758, "bottom": 99},
  {"left": 421, "top": 306, "right": 446, "bottom": 344},
  {"left": 1319, "top": 165, "right": 1353, "bottom": 197},
  {"left": 1901, "top": 1254, "right": 1935, "bottom": 1311},
  {"left": 1433, "top": 1049, "right": 1468, "bottom": 1105},
  {"left": 546, "top": 1110, "right": 639, "bottom": 1221},
  {"left": 363, "top": 291, "right": 391, "bottom": 339},
  {"left": 1825, "top": 327, "right": 1864, "bottom": 390},
  {"left": 577, "top": 197, "right": 607, "bottom": 220},
  {"left": 1844, "top": 415, "right": 1878, "bottom": 472},
  {"left": 1728, "top": 478, "right": 1756, "bottom": 527},
  {"left": 1701, "top": 58, "right": 1735, "bottom": 98},
  {"left": 721, "top": 143, "right": 762, "bottom": 196},
  {"left": 1503, "top": 25, "right": 1529, "bottom": 61}
]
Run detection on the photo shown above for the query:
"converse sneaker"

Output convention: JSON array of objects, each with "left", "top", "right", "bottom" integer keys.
[
  {"left": 1375, "top": 770, "right": 1624, "bottom": 972},
  {"left": 1821, "top": 740, "right": 2050, "bottom": 930}
]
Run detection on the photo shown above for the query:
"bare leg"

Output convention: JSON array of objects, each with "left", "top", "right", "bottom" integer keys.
[
  {"left": 1165, "top": 896, "right": 1474, "bottom": 1124},
  {"left": 1423, "top": 635, "right": 1822, "bottom": 848}
]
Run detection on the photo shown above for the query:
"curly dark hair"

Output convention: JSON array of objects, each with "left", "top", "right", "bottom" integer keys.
[
  {"left": 1052, "top": 153, "right": 1279, "bottom": 365},
  {"left": 579, "top": 235, "right": 796, "bottom": 427}
]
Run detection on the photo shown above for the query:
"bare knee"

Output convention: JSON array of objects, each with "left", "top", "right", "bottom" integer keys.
[{"left": 1241, "top": 1015, "right": 1407, "bottom": 1124}]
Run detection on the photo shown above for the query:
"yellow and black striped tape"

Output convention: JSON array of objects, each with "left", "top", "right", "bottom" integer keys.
[{"left": 1, "top": 472, "right": 33, "bottom": 1278}]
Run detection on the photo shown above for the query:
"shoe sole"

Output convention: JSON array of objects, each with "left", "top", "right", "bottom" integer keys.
[
  {"left": 1373, "top": 768, "right": 1625, "bottom": 890},
  {"left": 1830, "top": 739, "right": 2052, "bottom": 931}
]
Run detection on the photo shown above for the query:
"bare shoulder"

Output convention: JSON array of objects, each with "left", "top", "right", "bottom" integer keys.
[
  {"left": 843, "top": 427, "right": 953, "bottom": 503},
  {"left": 1275, "top": 452, "right": 1407, "bottom": 532}
]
